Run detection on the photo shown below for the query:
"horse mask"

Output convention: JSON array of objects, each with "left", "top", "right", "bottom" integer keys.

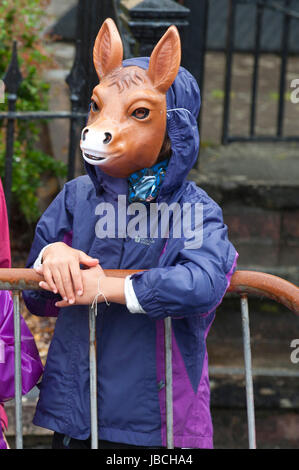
[{"left": 80, "top": 18, "right": 181, "bottom": 179}]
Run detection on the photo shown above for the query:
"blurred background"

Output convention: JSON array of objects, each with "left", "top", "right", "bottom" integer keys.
[{"left": 1, "top": 0, "right": 299, "bottom": 448}]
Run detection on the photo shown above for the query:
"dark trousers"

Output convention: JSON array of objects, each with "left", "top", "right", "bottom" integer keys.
[{"left": 52, "top": 432, "right": 162, "bottom": 449}]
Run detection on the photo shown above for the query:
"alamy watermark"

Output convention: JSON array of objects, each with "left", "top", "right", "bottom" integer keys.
[
  {"left": 290, "top": 79, "right": 299, "bottom": 104},
  {"left": 290, "top": 339, "right": 299, "bottom": 364},
  {"left": 0, "top": 80, "right": 4, "bottom": 104},
  {"left": 94, "top": 196, "right": 204, "bottom": 250}
]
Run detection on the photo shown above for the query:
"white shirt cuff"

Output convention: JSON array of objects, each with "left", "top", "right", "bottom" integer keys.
[
  {"left": 33, "top": 244, "right": 54, "bottom": 269},
  {"left": 124, "top": 276, "right": 146, "bottom": 314}
]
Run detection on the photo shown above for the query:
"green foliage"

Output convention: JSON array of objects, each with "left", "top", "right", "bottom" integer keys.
[
  {"left": 0, "top": 0, "right": 67, "bottom": 223},
  {"left": 210, "top": 89, "right": 235, "bottom": 100},
  {"left": 268, "top": 91, "right": 291, "bottom": 102}
]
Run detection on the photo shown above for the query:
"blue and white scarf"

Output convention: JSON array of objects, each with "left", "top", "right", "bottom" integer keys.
[{"left": 128, "top": 159, "right": 169, "bottom": 203}]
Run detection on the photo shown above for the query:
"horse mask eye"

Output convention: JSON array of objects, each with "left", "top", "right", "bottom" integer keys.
[
  {"left": 91, "top": 101, "right": 99, "bottom": 112},
  {"left": 132, "top": 108, "right": 149, "bottom": 120}
]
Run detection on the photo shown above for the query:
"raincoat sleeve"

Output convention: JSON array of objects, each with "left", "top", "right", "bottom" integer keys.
[
  {"left": 131, "top": 196, "right": 238, "bottom": 320},
  {"left": 0, "top": 290, "right": 43, "bottom": 401},
  {"left": 22, "top": 183, "right": 74, "bottom": 317}
]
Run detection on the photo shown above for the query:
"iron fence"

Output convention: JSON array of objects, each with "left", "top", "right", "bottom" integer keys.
[
  {"left": 0, "top": 268, "right": 298, "bottom": 449},
  {"left": 0, "top": 39, "right": 88, "bottom": 222},
  {"left": 1, "top": 1, "right": 299, "bottom": 219},
  {"left": 222, "top": 0, "right": 299, "bottom": 144}
]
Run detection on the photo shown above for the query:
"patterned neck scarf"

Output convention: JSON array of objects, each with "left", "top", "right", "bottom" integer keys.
[{"left": 128, "top": 159, "right": 169, "bottom": 204}]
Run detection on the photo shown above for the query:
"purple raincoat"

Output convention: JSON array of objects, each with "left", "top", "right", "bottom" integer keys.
[{"left": 23, "top": 60, "right": 238, "bottom": 448}]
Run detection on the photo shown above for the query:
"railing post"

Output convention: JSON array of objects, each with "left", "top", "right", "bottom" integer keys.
[
  {"left": 164, "top": 316, "right": 174, "bottom": 449},
  {"left": 250, "top": 1, "right": 264, "bottom": 138},
  {"left": 222, "top": 0, "right": 236, "bottom": 145},
  {"left": 240, "top": 294, "right": 256, "bottom": 449},
  {"left": 2, "top": 41, "right": 23, "bottom": 221},
  {"left": 277, "top": 0, "right": 291, "bottom": 138},
  {"left": 119, "top": 0, "right": 190, "bottom": 58},
  {"left": 75, "top": 0, "right": 118, "bottom": 111},
  {"left": 13, "top": 291, "right": 23, "bottom": 449},
  {"left": 89, "top": 303, "right": 98, "bottom": 449},
  {"left": 65, "top": 40, "right": 86, "bottom": 181}
]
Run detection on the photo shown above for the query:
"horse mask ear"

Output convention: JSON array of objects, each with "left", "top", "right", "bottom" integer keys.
[
  {"left": 147, "top": 25, "right": 181, "bottom": 93},
  {"left": 93, "top": 18, "right": 123, "bottom": 81}
]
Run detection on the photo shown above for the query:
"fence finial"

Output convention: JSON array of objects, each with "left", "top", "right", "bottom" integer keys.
[
  {"left": 3, "top": 41, "right": 23, "bottom": 97},
  {"left": 66, "top": 39, "right": 86, "bottom": 106}
]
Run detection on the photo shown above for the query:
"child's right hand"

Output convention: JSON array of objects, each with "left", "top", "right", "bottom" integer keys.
[{"left": 34, "top": 242, "right": 99, "bottom": 304}]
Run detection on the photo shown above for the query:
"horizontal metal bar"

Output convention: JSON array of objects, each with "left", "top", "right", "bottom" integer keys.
[
  {"left": 0, "top": 281, "right": 43, "bottom": 291},
  {"left": 0, "top": 111, "right": 88, "bottom": 120},
  {"left": 210, "top": 366, "right": 299, "bottom": 377},
  {"left": 225, "top": 135, "right": 299, "bottom": 143},
  {"left": 190, "top": 47, "right": 299, "bottom": 55},
  {"left": 238, "top": 0, "right": 299, "bottom": 20},
  {"left": 0, "top": 268, "right": 144, "bottom": 291},
  {"left": 1, "top": 268, "right": 298, "bottom": 312}
]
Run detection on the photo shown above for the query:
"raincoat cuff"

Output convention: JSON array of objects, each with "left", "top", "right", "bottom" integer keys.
[{"left": 124, "top": 276, "right": 147, "bottom": 314}]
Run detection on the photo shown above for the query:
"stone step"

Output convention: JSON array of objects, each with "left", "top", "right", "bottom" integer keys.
[
  {"left": 213, "top": 408, "right": 299, "bottom": 449},
  {"left": 191, "top": 142, "right": 299, "bottom": 209},
  {"left": 223, "top": 204, "right": 298, "bottom": 282},
  {"left": 6, "top": 411, "right": 299, "bottom": 449},
  {"left": 188, "top": 142, "right": 299, "bottom": 283},
  {"left": 4, "top": 386, "right": 299, "bottom": 449},
  {"left": 5, "top": 397, "right": 51, "bottom": 438},
  {"left": 210, "top": 374, "right": 299, "bottom": 409},
  {"left": 208, "top": 297, "right": 299, "bottom": 369}
]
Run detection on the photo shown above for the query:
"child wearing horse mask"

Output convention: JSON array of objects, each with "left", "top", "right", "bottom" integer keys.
[{"left": 23, "top": 19, "right": 238, "bottom": 449}]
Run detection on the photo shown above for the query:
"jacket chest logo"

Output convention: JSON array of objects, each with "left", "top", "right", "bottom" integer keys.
[{"left": 134, "top": 236, "right": 155, "bottom": 246}]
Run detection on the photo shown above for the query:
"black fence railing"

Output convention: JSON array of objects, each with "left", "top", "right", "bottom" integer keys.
[
  {"left": 222, "top": 0, "right": 299, "bottom": 144},
  {"left": 0, "top": 39, "right": 88, "bottom": 222}
]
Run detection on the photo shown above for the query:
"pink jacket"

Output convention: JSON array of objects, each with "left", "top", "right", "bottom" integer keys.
[
  {"left": 0, "top": 178, "right": 11, "bottom": 269},
  {"left": 0, "top": 178, "right": 43, "bottom": 449},
  {"left": 0, "top": 177, "right": 10, "bottom": 449}
]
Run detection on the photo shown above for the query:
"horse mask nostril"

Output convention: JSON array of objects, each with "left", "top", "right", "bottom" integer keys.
[
  {"left": 82, "top": 129, "right": 89, "bottom": 141},
  {"left": 103, "top": 132, "right": 112, "bottom": 144}
]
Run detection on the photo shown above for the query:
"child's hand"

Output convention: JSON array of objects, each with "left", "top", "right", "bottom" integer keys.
[
  {"left": 54, "top": 264, "right": 107, "bottom": 307},
  {"left": 35, "top": 242, "right": 99, "bottom": 304},
  {"left": 39, "top": 264, "right": 126, "bottom": 308}
]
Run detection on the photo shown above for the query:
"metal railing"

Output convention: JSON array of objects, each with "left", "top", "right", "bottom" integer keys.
[{"left": 0, "top": 268, "right": 298, "bottom": 449}]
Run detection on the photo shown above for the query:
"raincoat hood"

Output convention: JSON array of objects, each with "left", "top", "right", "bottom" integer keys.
[{"left": 84, "top": 57, "right": 201, "bottom": 201}]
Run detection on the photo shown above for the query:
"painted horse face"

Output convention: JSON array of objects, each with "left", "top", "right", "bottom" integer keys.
[{"left": 80, "top": 18, "right": 181, "bottom": 178}]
